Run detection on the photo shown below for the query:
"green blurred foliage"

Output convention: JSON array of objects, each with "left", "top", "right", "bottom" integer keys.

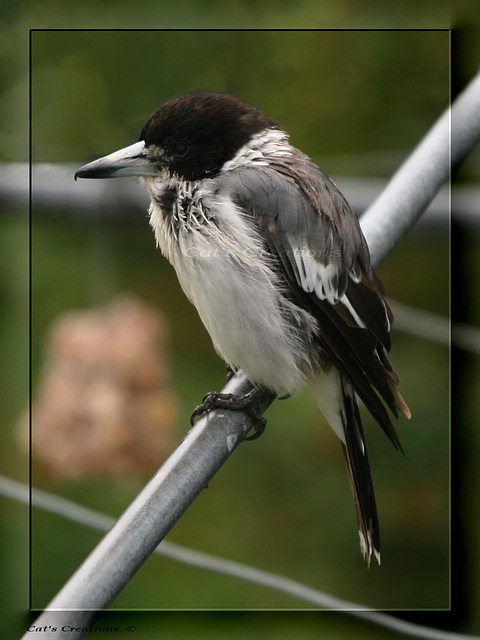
[
  {"left": 28, "top": 30, "right": 450, "bottom": 167},
  {"left": 1, "top": 10, "right": 479, "bottom": 640}
]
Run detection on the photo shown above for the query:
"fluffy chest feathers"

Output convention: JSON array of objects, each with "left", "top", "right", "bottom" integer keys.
[{"left": 147, "top": 179, "right": 315, "bottom": 394}]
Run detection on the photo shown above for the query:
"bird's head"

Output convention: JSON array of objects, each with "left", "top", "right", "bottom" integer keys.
[{"left": 75, "top": 92, "right": 278, "bottom": 183}]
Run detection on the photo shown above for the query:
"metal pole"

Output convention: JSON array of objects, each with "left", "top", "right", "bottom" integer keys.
[
  {"left": 26, "top": 373, "right": 274, "bottom": 637},
  {"left": 24, "top": 72, "right": 480, "bottom": 639},
  {"left": 361, "top": 70, "right": 480, "bottom": 269}
]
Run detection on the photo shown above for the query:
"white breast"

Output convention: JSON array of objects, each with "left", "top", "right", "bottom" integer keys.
[{"left": 148, "top": 188, "right": 311, "bottom": 395}]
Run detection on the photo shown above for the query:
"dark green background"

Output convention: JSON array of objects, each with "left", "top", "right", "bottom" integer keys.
[{"left": 1, "top": 13, "right": 479, "bottom": 640}]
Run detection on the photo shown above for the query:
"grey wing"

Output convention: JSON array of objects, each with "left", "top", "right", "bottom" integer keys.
[
  {"left": 217, "top": 162, "right": 410, "bottom": 445},
  {"left": 221, "top": 162, "right": 370, "bottom": 303}
]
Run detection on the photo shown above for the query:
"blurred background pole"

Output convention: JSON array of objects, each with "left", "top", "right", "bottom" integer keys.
[
  {"left": 361, "top": 69, "right": 480, "bottom": 269},
  {"left": 23, "top": 72, "right": 480, "bottom": 640}
]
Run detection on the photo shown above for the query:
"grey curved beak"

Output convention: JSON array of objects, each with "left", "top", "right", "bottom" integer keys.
[{"left": 75, "top": 141, "right": 158, "bottom": 180}]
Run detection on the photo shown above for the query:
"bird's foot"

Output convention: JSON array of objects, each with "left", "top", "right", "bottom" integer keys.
[{"left": 190, "top": 385, "right": 267, "bottom": 440}]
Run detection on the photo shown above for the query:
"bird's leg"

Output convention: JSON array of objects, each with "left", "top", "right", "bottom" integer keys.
[
  {"left": 226, "top": 365, "right": 236, "bottom": 382},
  {"left": 190, "top": 384, "right": 268, "bottom": 440}
]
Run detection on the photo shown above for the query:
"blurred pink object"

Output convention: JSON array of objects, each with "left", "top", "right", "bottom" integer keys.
[{"left": 28, "top": 296, "right": 176, "bottom": 479}]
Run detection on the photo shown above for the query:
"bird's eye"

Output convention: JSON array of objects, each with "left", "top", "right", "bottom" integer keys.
[{"left": 171, "top": 141, "right": 189, "bottom": 157}]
